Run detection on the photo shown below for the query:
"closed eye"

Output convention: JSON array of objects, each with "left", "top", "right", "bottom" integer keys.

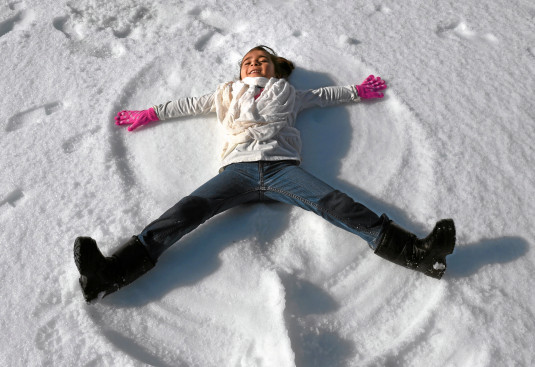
[{"left": 243, "top": 58, "right": 269, "bottom": 65}]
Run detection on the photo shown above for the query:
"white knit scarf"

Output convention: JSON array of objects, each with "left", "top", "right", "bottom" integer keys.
[{"left": 214, "top": 77, "right": 296, "bottom": 159}]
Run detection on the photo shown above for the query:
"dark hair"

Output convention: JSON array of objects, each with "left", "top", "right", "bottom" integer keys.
[{"left": 239, "top": 45, "right": 295, "bottom": 79}]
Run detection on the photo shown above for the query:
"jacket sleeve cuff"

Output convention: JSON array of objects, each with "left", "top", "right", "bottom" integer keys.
[
  {"left": 350, "top": 85, "right": 361, "bottom": 102},
  {"left": 151, "top": 105, "right": 163, "bottom": 120}
]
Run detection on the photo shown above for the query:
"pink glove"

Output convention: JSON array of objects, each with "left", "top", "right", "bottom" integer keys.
[
  {"left": 115, "top": 108, "right": 159, "bottom": 131},
  {"left": 355, "top": 75, "right": 387, "bottom": 99}
]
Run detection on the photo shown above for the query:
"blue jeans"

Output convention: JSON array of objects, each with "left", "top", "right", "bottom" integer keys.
[{"left": 138, "top": 161, "right": 388, "bottom": 260}]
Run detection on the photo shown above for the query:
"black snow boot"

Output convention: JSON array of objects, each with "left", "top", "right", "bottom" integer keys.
[
  {"left": 374, "top": 219, "right": 456, "bottom": 279},
  {"left": 73, "top": 236, "right": 156, "bottom": 302}
]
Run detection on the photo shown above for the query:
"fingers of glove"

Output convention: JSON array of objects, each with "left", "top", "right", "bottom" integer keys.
[
  {"left": 375, "top": 77, "right": 386, "bottom": 86},
  {"left": 364, "top": 75, "right": 375, "bottom": 84},
  {"left": 115, "top": 110, "right": 128, "bottom": 123},
  {"left": 115, "top": 110, "right": 128, "bottom": 125},
  {"left": 127, "top": 120, "right": 143, "bottom": 131},
  {"left": 363, "top": 76, "right": 386, "bottom": 89},
  {"left": 363, "top": 90, "right": 384, "bottom": 99},
  {"left": 115, "top": 110, "right": 141, "bottom": 125},
  {"left": 369, "top": 76, "right": 381, "bottom": 85},
  {"left": 358, "top": 85, "right": 385, "bottom": 99},
  {"left": 367, "top": 79, "right": 387, "bottom": 92},
  {"left": 372, "top": 81, "right": 387, "bottom": 91},
  {"left": 367, "top": 76, "right": 384, "bottom": 87}
]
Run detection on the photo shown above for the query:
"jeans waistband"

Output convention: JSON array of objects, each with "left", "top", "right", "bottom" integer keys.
[{"left": 219, "top": 160, "right": 299, "bottom": 173}]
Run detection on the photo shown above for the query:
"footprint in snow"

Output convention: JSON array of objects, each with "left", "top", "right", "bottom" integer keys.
[
  {"left": 62, "top": 126, "right": 100, "bottom": 154},
  {"left": 35, "top": 318, "right": 61, "bottom": 352},
  {"left": 34, "top": 312, "right": 71, "bottom": 365},
  {"left": 52, "top": 15, "right": 80, "bottom": 40},
  {"left": 53, "top": 2, "right": 152, "bottom": 41},
  {"left": 375, "top": 4, "right": 392, "bottom": 14},
  {"left": 0, "top": 6, "right": 34, "bottom": 38},
  {"left": 192, "top": 23, "right": 226, "bottom": 52},
  {"left": 436, "top": 20, "right": 499, "bottom": 44},
  {"left": 0, "top": 188, "right": 24, "bottom": 208},
  {"left": 52, "top": 2, "right": 152, "bottom": 58},
  {"left": 187, "top": 6, "right": 241, "bottom": 52},
  {"left": 338, "top": 34, "right": 361, "bottom": 47},
  {"left": 5, "top": 101, "right": 63, "bottom": 132},
  {"left": 61, "top": 134, "right": 85, "bottom": 154}
]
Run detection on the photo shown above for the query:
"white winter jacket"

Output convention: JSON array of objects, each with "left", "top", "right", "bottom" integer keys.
[{"left": 152, "top": 77, "right": 360, "bottom": 168}]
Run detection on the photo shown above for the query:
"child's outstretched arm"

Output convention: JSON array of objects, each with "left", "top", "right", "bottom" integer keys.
[
  {"left": 115, "top": 93, "right": 216, "bottom": 132},
  {"left": 296, "top": 75, "right": 388, "bottom": 112}
]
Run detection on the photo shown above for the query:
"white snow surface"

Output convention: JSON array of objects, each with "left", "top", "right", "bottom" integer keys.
[{"left": 1, "top": 0, "right": 534, "bottom": 366}]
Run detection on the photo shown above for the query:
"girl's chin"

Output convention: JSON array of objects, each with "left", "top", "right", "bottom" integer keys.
[{"left": 248, "top": 73, "right": 274, "bottom": 78}]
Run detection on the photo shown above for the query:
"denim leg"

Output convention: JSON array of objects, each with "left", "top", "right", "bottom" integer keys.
[
  {"left": 137, "top": 161, "right": 387, "bottom": 260},
  {"left": 138, "top": 163, "right": 261, "bottom": 260},
  {"left": 262, "top": 163, "right": 387, "bottom": 247}
]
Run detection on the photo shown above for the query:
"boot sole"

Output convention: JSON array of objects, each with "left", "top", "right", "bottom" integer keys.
[
  {"left": 78, "top": 275, "right": 102, "bottom": 302},
  {"left": 74, "top": 237, "right": 112, "bottom": 302},
  {"left": 74, "top": 237, "right": 105, "bottom": 276},
  {"left": 420, "top": 219, "right": 456, "bottom": 279}
]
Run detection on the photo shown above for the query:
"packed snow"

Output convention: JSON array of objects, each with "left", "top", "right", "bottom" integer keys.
[{"left": 1, "top": 0, "right": 534, "bottom": 366}]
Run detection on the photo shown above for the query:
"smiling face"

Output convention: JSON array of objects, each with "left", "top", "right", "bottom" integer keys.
[{"left": 240, "top": 49, "right": 276, "bottom": 80}]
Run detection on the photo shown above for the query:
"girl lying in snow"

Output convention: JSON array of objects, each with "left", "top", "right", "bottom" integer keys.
[{"left": 74, "top": 45, "right": 456, "bottom": 302}]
